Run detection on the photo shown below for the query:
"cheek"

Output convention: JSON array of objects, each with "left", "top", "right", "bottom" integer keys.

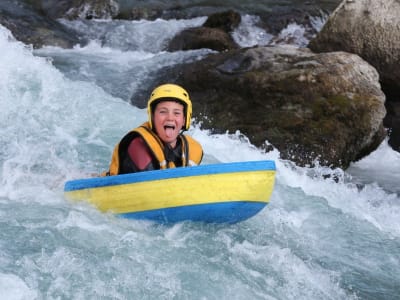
[
  {"left": 153, "top": 114, "right": 163, "bottom": 125},
  {"left": 152, "top": 116, "right": 162, "bottom": 132}
]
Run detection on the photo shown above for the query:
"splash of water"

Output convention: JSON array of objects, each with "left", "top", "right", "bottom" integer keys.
[{"left": 1, "top": 21, "right": 399, "bottom": 300}]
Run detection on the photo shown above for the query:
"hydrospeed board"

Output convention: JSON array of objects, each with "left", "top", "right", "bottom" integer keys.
[{"left": 64, "top": 160, "right": 276, "bottom": 224}]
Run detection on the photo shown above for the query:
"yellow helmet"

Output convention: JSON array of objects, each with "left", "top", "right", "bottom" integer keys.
[{"left": 147, "top": 83, "right": 192, "bottom": 130}]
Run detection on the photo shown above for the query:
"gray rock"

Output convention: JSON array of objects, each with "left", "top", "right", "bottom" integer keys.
[
  {"left": 309, "top": 0, "right": 400, "bottom": 88},
  {"left": 308, "top": 0, "right": 400, "bottom": 151},
  {"left": 167, "top": 11, "right": 241, "bottom": 52},
  {"left": 36, "top": 0, "right": 119, "bottom": 20},
  {"left": 203, "top": 10, "right": 241, "bottom": 33},
  {"left": 167, "top": 27, "right": 239, "bottom": 52},
  {"left": 174, "top": 46, "right": 386, "bottom": 169},
  {"left": 0, "top": 0, "right": 82, "bottom": 49}
]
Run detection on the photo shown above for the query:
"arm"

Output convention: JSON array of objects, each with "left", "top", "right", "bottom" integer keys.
[{"left": 127, "top": 137, "right": 156, "bottom": 172}]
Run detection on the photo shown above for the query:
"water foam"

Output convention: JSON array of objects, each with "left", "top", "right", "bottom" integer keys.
[{"left": 1, "top": 22, "right": 399, "bottom": 299}]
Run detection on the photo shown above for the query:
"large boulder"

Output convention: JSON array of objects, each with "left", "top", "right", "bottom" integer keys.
[
  {"left": 173, "top": 46, "right": 386, "bottom": 169},
  {"left": 309, "top": 0, "right": 400, "bottom": 89},
  {"left": 308, "top": 0, "right": 400, "bottom": 151}
]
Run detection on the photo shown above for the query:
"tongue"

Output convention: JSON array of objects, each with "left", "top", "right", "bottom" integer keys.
[{"left": 165, "top": 127, "right": 174, "bottom": 138}]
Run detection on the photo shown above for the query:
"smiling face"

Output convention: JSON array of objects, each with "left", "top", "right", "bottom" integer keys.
[{"left": 152, "top": 100, "right": 185, "bottom": 147}]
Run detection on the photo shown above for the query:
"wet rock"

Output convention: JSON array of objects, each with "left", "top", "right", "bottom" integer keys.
[
  {"left": 0, "top": 0, "right": 120, "bottom": 48},
  {"left": 65, "top": 0, "right": 119, "bottom": 20},
  {"left": 385, "top": 102, "right": 400, "bottom": 151},
  {"left": 167, "top": 10, "right": 240, "bottom": 52},
  {"left": 259, "top": 6, "right": 327, "bottom": 36},
  {"left": 35, "top": 0, "right": 119, "bottom": 20},
  {"left": 171, "top": 46, "right": 386, "bottom": 169},
  {"left": 167, "top": 27, "right": 238, "bottom": 52},
  {"left": 308, "top": 0, "right": 400, "bottom": 152},
  {"left": 116, "top": 3, "right": 239, "bottom": 21},
  {"left": 0, "top": 0, "right": 82, "bottom": 48},
  {"left": 203, "top": 10, "right": 241, "bottom": 33},
  {"left": 116, "top": 7, "right": 163, "bottom": 21}
]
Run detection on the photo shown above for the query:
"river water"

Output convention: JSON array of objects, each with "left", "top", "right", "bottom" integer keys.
[{"left": 1, "top": 2, "right": 400, "bottom": 299}]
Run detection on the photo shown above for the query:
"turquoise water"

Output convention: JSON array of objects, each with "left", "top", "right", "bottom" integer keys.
[{"left": 1, "top": 10, "right": 400, "bottom": 299}]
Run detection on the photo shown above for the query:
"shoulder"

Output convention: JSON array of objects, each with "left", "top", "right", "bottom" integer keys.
[
  {"left": 127, "top": 137, "right": 154, "bottom": 170},
  {"left": 128, "top": 136, "right": 150, "bottom": 155}
]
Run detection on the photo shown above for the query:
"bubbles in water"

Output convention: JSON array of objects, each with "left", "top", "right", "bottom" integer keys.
[
  {"left": 0, "top": 273, "right": 38, "bottom": 300},
  {"left": 232, "top": 14, "right": 273, "bottom": 47}
]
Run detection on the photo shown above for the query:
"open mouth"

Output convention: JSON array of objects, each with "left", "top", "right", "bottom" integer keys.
[
  {"left": 164, "top": 125, "right": 175, "bottom": 130},
  {"left": 163, "top": 125, "right": 176, "bottom": 138}
]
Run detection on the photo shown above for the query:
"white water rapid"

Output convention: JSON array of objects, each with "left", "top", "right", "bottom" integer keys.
[{"left": 0, "top": 15, "right": 399, "bottom": 299}]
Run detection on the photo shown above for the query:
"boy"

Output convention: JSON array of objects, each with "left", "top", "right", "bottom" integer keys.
[{"left": 103, "top": 83, "right": 203, "bottom": 175}]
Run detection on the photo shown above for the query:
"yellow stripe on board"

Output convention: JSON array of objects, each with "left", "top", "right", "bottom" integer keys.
[{"left": 66, "top": 170, "right": 275, "bottom": 214}]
